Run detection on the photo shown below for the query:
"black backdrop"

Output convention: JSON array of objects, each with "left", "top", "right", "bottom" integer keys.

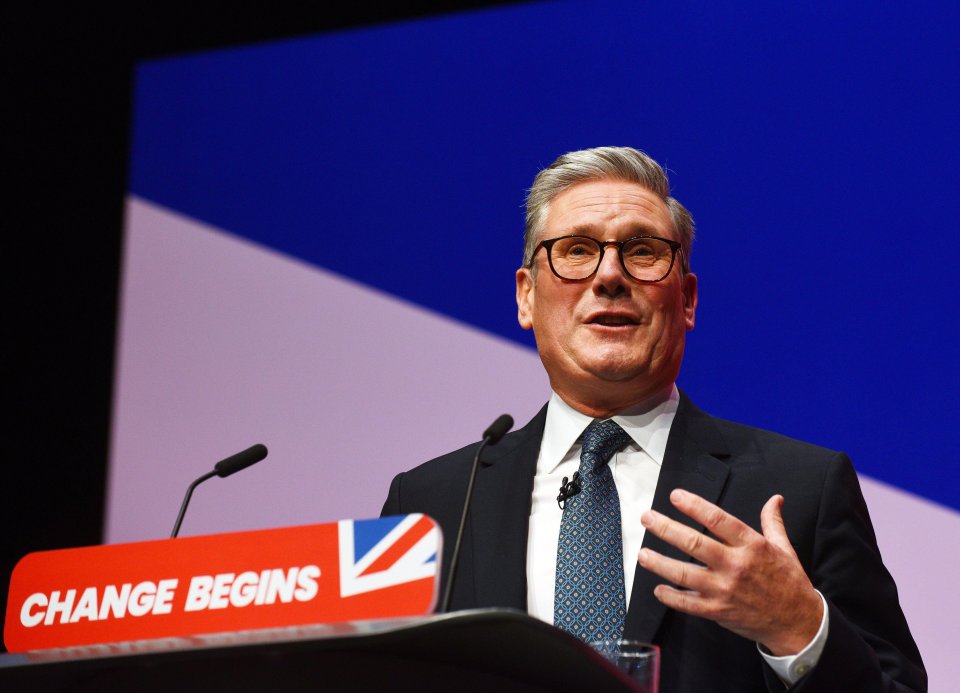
[{"left": 3, "top": 1, "right": 517, "bottom": 650}]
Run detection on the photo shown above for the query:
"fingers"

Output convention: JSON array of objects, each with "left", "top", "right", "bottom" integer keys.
[
  {"left": 640, "top": 489, "right": 759, "bottom": 570},
  {"left": 667, "top": 489, "right": 754, "bottom": 545},
  {"left": 637, "top": 546, "right": 719, "bottom": 621},
  {"left": 760, "top": 494, "right": 797, "bottom": 555},
  {"left": 638, "top": 547, "right": 711, "bottom": 592},
  {"left": 639, "top": 491, "right": 793, "bottom": 586},
  {"left": 637, "top": 490, "right": 817, "bottom": 649},
  {"left": 650, "top": 584, "right": 715, "bottom": 620},
  {"left": 640, "top": 507, "right": 725, "bottom": 566}
]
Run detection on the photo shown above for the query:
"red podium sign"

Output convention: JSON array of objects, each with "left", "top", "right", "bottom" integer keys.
[{"left": 4, "top": 514, "right": 439, "bottom": 652}]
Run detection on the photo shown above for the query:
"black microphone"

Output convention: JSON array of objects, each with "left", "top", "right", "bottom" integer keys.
[
  {"left": 214, "top": 443, "right": 268, "bottom": 477},
  {"left": 440, "top": 414, "right": 513, "bottom": 613},
  {"left": 171, "top": 444, "right": 268, "bottom": 538},
  {"left": 482, "top": 415, "right": 513, "bottom": 445},
  {"left": 556, "top": 471, "right": 582, "bottom": 509}
]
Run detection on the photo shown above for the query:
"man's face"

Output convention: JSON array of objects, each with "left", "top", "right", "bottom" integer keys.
[{"left": 516, "top": 179, "right": 698, "bottom": 416}]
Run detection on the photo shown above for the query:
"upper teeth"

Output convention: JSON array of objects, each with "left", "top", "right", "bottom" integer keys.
[{"left": 597, "top": 316, "right": 629, "bottom": 325}]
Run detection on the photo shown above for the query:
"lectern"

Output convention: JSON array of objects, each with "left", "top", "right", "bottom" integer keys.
[
  {"left": 2, "top": 517, "right": 643, "bottom": 690},
  {"left": 1, "top": 609, "right": 639, "bottom": 691}
]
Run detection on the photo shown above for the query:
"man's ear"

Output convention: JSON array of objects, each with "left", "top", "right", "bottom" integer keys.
[
  {"left": 516, "top": 267, "right": 534, "bottom": 330},
  {"left": 682, "top": 271, "right": 698, "bottom": 330}
]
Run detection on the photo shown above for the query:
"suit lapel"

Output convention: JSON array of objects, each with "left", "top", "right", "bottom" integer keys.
[
  {"left": 469, "top": 405, "right": 547, "bottom": 610},
  {"left": 625, "top": 392, "right": 732, "bottom": 641}
]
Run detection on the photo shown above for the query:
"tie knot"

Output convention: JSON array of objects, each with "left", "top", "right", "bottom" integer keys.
[{"left": 580, "top": 419, "right": 631, "bottom": 472}]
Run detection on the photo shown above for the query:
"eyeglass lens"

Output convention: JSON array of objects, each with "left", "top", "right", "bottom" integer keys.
[{"left": 549, "top": 236, "right": 674, "bottom": 281}]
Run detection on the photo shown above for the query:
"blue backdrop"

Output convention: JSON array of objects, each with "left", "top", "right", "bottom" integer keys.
[{"left": 129, "top": 0, "right": 959, "bottom": 510}]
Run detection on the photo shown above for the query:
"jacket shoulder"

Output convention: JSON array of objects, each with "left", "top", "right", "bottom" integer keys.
[
  {"left": 679, "top": 391, "right": 844, "bottom": 464},
  {"left": 382, "top": 405, "right": 548, "bottom": 516}
]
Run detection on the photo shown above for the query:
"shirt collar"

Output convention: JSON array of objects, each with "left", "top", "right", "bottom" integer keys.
[{"left": 540, "top": 385, "right": 680, "bottom": 474}]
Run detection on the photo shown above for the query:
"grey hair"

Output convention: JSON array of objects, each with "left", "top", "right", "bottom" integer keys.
[{"left": 523, "top": 146, "right": 694, "bottom": 273}]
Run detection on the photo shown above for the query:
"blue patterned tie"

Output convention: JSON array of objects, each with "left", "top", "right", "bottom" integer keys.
[{"left": 554, "top": 419, "right": 631, "bottom": 641}]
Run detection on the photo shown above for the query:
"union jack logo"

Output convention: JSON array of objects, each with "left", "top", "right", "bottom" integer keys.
[{"left": 338, "top": 514, "right": 440, "bottom": 598}]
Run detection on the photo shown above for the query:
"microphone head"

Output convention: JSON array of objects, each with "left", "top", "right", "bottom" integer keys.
[
  {"left": 482, "top": 414, "right": 514, "bottom": 445},
  {"left": 214, "top": 443, "right": 268, "bottom": 478}
]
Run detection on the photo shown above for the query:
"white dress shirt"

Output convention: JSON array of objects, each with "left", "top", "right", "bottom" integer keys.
[
  {"left": 524, "top": 386, "right": 827, "bottom": 684},
  {"left": 526, "top": 387, "right": 678, "bottom": 622}
]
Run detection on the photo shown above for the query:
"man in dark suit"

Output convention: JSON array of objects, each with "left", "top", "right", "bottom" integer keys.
[{"left": 382, "top": 147, "right": 925, "bottom": 692}]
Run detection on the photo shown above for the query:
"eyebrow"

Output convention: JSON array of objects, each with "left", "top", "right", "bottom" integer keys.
[{"left": 559, "top": 224, "right": 665, "bottom": 237}]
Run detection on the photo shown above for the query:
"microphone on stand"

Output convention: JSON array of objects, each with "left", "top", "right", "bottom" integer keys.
[
  {"left": 170, "top": 443, "right": 268, "bottom": 538},
  {"left": 440, "top": 414, "right": 513, "bottom": 613}
]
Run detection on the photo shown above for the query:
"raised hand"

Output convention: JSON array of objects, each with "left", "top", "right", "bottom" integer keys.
[{"left": 638, "top": 489, "right": 823, "bottom": 655}]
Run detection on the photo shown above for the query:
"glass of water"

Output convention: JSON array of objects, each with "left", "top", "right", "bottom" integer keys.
[{"left": 590, "top": 639, "right": 660, "bottom": 692}]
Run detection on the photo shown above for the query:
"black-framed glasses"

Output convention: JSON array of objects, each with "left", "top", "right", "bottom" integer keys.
[{"left": 527, "top": 234, "right": 682, "bottom": 282}]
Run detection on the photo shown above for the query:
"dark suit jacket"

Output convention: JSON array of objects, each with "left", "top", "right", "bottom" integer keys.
[{"left": 382, "top": 393, "right": 926, "bottom": 692}]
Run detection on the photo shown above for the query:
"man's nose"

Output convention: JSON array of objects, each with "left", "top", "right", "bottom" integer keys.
[
  {"left": 592, "top": 244, "right": 630, "bottom": 293},
  {"left": 597, "top": 244, "right": 627, "bottom": 281}
]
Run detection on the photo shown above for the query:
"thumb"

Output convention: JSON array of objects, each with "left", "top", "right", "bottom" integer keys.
[{"left": 760, "top": 494, "right": 795, "bottom": 554}]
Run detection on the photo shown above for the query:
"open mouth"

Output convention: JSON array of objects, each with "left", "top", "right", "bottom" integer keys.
[{"left": 588, "top": 314, "right": 639, "bottom": 326}]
